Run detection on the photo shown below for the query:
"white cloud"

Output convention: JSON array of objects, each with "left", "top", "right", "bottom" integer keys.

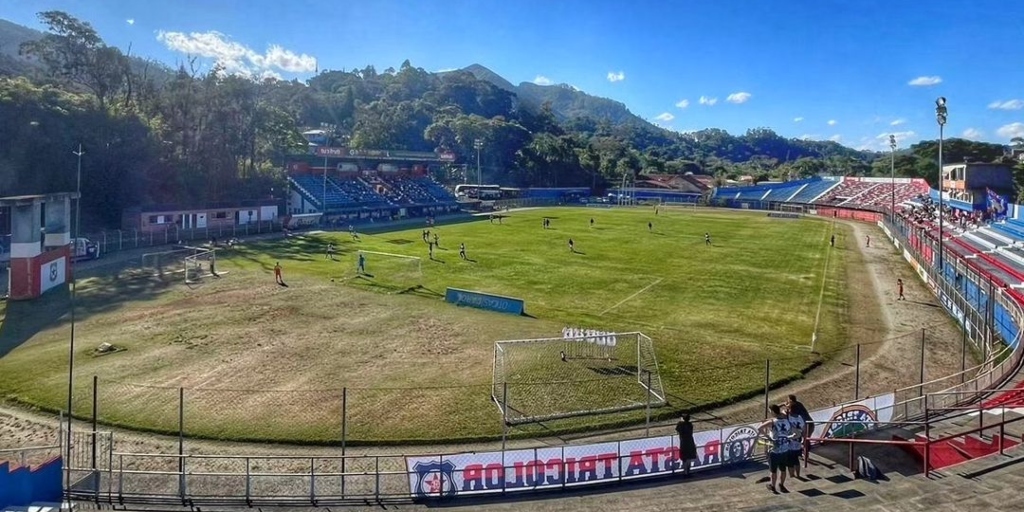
[
  {"left": 654, "top": 112, "right": 675, "bottom": 122},
  {"left": 675, "top": 99, "right": 690, "bottom": 109},
  {"left": 989, "top": 99, "right": 1024, "bottom": 111},
  {"left": 435, "top": 68, "right": 458, "bottom": 73},
  {"left": 156, "top": 30, "right": 318, "bottom": 76},
  {"left": 890, "top": 118, "right": 906, "bottom": 126},
  {"left": 799, "top": 134, "right": 818, "bottom": 141},
  {"left": 793, "top": 117, "right": 804, "bottom": 123},
  {"left": 827, "top": 119, "right": 838, "bottom": 126},
  {"left": 126, "top": 19, "right": 135, "bottom": 26},
  {"left": 829, "top": 134, "right": 842, "bottom": 142},
  {"left": 857, "top": 131, "right": 918, "bottom": 151},
  {"left": 532, "top": 75, "right": 553, "bottom": 86},
  {"left": 606, "top": 71, "right": 625, "bottom": 83},
  {"left": 962, "top": 128, "right": 984, "bottom": 140},
  {"left": 880, "top": 131, "right": 916, "bottom": 146},
  {"left": 725, "top": 91, "right": 752, "bottom": 104},
  {"left": 699, "top": 96, "right": 718, "bottom": 106},
  {"left": 908, "top": 76, "right": 942, "bottom": 86},
  {"left": 996, "top": 123, "right": 1024, "bottom": 140},
  {"left": 259, "top": 69, "right": 282, "bottom": 81}
]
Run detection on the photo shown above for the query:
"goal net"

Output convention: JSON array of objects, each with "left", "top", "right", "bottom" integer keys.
[
  {"left": 352, "top": 250, "right": 423, "bottom": 293},
  {"left": 141, "top": 248, "right": 193, "bottom": 279},
  {"left": 492, "top": 331, "right": 666, "bottom": 425},
  {"left": 184, "top": 248, "right": 216, "bottom": 284}
]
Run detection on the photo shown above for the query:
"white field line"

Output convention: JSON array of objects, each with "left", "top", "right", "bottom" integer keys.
[{"left": 601, "top": 278, "right": 664, "bottom": 315}]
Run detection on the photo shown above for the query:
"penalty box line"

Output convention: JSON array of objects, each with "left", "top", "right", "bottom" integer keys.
[{"left": 600, "top": 277, "right": 664, "bottom": 316}]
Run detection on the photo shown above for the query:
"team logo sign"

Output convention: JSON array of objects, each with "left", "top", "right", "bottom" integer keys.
[
  {"left": 823, "top": 405, "right": 877, "bottom": 439},
  {"left": 49, "top": 262, "right": 59, "bottom": 282},
  {"left": 412, "top": 460, "right": 457, "bottom": 498},
  {"left": 723, "top": 426, "right": 759, "bottom": 464}
]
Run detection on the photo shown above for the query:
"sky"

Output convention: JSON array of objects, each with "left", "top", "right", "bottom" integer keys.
[{"left": 4, "top": 0, "right": 1024, "bottom": 151}]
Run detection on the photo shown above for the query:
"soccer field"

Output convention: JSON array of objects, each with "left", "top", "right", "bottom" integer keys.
[{"left": 0, "top": 206, "right": 852, "bottom": 443}]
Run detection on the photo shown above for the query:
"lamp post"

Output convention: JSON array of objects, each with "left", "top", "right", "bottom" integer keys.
[
  {"left": 474, "top": 138, "right": 484, "bottom": 188},
  {"left": 66, "top": 144, "right": 84, "bottom": 498},
  {"left": 320, "top": 123, "right": 335, "bottom": 220},
  {"left": 889, "top": 134, "right": 897, "bottom": 217},
  {"left": 936, "top": 97, "right": 948, "bottom": 274}
]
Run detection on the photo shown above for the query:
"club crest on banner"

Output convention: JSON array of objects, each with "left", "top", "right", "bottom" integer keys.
[
  {"left": 412, "top": 460, "right": 457, "bottom": 498},
  {"left": 50, "top": 262, "right": 59, "bottom": 282},
  {"left": 823, "top": 405, "right": 877, "bottom": 439},
  {"left": 723, "top": 426, "right": 758, "bottom": 463}
]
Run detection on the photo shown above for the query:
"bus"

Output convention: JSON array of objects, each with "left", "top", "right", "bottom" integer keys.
[{"left": 454, "top": 184, "right": 502, "bottom": 200}]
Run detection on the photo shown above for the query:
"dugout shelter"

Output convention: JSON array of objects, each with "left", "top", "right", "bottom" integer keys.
[{"left": 2, "top": 193, "right": 77, "bottom": 301}]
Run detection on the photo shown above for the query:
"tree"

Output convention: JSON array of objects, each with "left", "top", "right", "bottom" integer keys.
[{"left": 20, "top": 11, "right": 128, "bottom": 109}]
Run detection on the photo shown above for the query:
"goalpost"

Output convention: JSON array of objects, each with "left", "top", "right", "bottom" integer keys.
[
  {"left": 184, "top": 248, "right": 216, "bottom": 284},
  {"left": 492, "top": 332, "right": 667, "bottom": 425},
  {"left": 353, "top": 250, "right": 423, "bottom": 293}
]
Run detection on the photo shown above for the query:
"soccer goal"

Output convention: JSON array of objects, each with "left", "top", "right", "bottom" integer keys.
[
  {"left": 353, "top": 250, "right": 423, "bottom": 293},
  {"left": 184, "top": 248, "right": 216, "bottom": 284},
  {"left": 492, "top": 332, "right": 667, "bottom": 425},
  {"left": 141, "top": 248, "right": 193, "bottom": 279}
]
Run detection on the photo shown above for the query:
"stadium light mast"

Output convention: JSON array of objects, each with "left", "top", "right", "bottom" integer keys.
[
  {"left": 320, "top": 123, "right": 336, "bottom": 221},
  {"left": 474, "top": 138, "right": 484, "bottom": 188},
  {"left": 889, "top": 134, "right": 897, "bottom": 217},
  {"left": 935, "top": 97, "right": 947, "bottom": 274},
  {"left": 66, "top": 143, "right": 84, "bottom": 499}
]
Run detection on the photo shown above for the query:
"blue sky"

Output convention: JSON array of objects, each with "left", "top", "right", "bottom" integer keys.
[{"left": 4, "top": 0, "right": 1024, "bottom": 150}]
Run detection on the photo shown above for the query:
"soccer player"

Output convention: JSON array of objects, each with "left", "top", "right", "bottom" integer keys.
[
  {"left": 357, "top": 252, "right": 366, "bottom": 274},
  {"left": 489, "top": 214, "right": 494, "bottom": 224},
  {"left": 459, "top": 242, "right": 467, "bottom": 260},
  {"left": 590, "top": 218, "right": 594, "bottom": 228},
  {"left": 325, "top": 243, "right": 335, "bottom": 260},
  {"left": 866, "top": 235, "right": 870, "bottom": 248},
  {"left": 648, "top": 221, "right": 653, "bottom": 232},
  {"left": 428, "top": 241, "right": 434, "bottom": 260},
  {"left": 705, "top": 232, "right": 712, "bottom": 246},
  {"left": 560, "top": 350, "right": 567, "bottom": 363},
  {"left": 830, "top": 234, "right": 835, "bottom": 247},
  {"left": 433, "top": 233, "right": 440, "bottom": 247},
  {"left": 897, "top": 278, "right": 905, "bottom": 300},
  {"left": 349, "top": 225, "right": 359, "bottom": 241},
  {"left": 568, "top": 238, "right": 575, "bottom": 253},
  {"left": 274, "top": 262, "right": 283, "bottom": 285}
]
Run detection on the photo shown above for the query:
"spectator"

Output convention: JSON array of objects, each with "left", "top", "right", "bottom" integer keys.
[{"left": 675, "top": 414, "right": 697, "bottom": 477}]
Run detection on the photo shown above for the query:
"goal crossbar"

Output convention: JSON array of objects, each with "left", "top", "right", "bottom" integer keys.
[{"left": 357, "top": 250, "right": 421, "bottom": 261}]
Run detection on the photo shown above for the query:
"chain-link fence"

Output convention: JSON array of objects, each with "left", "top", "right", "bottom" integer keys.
[{"left": 81, "top": 221, "right": 281, "bottom": 259}]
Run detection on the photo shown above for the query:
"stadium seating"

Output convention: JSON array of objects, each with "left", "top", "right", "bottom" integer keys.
[
  {"left": 760, "top": 183, "right": 804, "bottom": 202},
  {"left": 787, "top": 179, "right": 840, "bottom": 203},
  {"left": 328, "top": 177, "right": 390, "bottom": 207},
  {"left": 289, "top": 174, "right": 456, "bottom": 211},
  {"left": 816, "top": 181, "right": 877, "bottom": 205}
]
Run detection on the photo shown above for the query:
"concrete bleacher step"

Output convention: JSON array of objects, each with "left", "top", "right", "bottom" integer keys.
[
  {"left": 998, "top": 247, "right": 1024, "bottom": 266},
  {"left": 963, "top": 232, "right": 998, "bottom": 251},
  {"left": 979, "top": 227, "right": 1015, "bottom": 245}
]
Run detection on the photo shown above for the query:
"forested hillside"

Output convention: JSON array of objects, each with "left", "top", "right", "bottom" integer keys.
[{"left": 1, "top": 11, "right": 1021, "bottom": 230}]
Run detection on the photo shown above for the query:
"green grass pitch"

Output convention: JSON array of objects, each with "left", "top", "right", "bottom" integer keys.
[{"left": 0, "top": 206, "right": 851, "bottom": 443}]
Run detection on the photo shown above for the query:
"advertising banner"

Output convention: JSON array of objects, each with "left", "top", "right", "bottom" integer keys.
[{"left": 407, "top": 394, "right": 895, "bottom": 498}]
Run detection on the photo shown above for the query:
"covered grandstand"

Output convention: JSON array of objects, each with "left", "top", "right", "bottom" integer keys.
[{"left": 286, "top": 146, "right": 460, "bottom": 222}]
